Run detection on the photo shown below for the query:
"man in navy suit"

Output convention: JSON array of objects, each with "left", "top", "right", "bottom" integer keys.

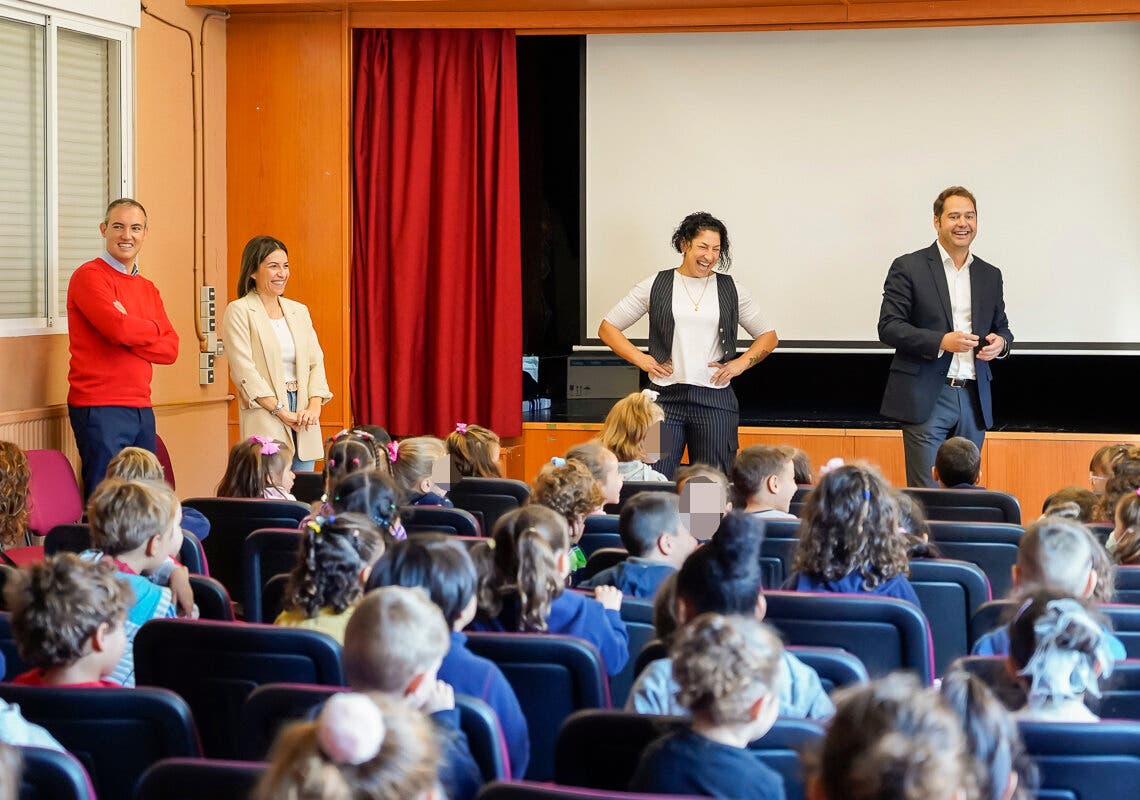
[{"left": 878, "top": 187, "right": 1013, "bottom": 487}]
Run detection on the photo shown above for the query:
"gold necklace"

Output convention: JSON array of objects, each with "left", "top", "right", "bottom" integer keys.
[{"left": 679, "top": 270, "right": 713, "bottom": 311}]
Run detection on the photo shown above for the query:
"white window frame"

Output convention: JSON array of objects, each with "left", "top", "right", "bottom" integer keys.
[{"left": 0, "top": 0, "right": 134, "bottom": 337}]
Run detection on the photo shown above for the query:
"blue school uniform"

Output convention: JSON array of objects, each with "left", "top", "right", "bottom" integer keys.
[
  {"left": 577, "top": 557, "right": 676, "bottom": 599},
  {"left": 786, "top": 569, "right": 922, "bottom": 609},
  {"left": 407, "top": 491, "right": 454, "bottom": 507},
  {"left": 471, "top": 590, "right": 630, "bottom": 675},
  {"left": 441, "top": 631, "right": 530, "bottom": 777},
  {"left": 629, "top": 729, "right": 786, "bottom": 799}
]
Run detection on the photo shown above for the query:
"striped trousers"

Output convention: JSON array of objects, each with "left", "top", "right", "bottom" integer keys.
[{"left": 654, "top": 383, "right": 740, "bottom": 479}]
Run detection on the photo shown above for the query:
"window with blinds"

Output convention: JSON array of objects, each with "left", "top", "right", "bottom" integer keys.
[{"left": 0, "top": 7, "right": 129, "bottom": 335}]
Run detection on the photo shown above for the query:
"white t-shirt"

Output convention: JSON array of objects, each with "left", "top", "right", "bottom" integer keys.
[
  {"left": 604, "top": 270, "right": 772, "bottom": 390},
  {"left": 270, "top": 316, "right": 298, "bottom": 382}
]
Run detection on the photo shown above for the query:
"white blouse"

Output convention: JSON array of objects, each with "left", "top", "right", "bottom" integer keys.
[{"left": 270, "top": 316, "right": 298, "bottom": 382}]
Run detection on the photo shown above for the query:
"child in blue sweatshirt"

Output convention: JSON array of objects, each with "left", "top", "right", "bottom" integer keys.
[
  {"left": 368, "top": 534, "right": 530, "bottom": 778},
  {"left": 785, "top": 464, "right": 921, "bottom": 608},
  {"left": 471, "top": 505, "right": 629, "bottom": 675},
  {"left": 579, "top": 491, "right": 697, "bottom": 598}
]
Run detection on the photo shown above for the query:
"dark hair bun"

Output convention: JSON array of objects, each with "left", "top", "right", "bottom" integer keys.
[{"left": 710, "top": 512, "right": 763, "bottom": 567}]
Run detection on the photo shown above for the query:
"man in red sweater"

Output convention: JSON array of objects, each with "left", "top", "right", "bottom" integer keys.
[{"left": 67, "top": 198, "right": 179, "bottom": 498}]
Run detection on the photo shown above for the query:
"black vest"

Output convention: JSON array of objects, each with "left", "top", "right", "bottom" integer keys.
[{"left": 647, "top": 269, "right": 739, "bottom": 364}]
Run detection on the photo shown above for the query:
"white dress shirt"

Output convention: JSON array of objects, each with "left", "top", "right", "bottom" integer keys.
[{"left": 937, "top": 242, "right": 975, "bottom": 380}]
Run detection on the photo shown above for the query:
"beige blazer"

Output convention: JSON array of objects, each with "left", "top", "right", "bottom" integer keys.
[{"left": 221, "top": 291, "right": 333, "bottom": 462}]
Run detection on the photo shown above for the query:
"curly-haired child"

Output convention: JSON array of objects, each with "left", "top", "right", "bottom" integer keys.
[
  {"left": 787, "top": 464, "right": 920, "bottom": 607},
  {"left": 565, "top": 441, "right": 623, "bottom": 513},
  {"left": 254, "top": 691, "right": 441, "bottom": 800},
  {"left": 0, "top": 441, "right": 30, "bottom": 552},
  {"left": 599, "top": 391, "right": 669, "bottom": 482},
  {"left": 4, "top": 554, "right": 129, "bottom": 687},
  {"left": 217, "top": 436, "right": 296, "bottom": 500},
  {"left": 471, "top": 505, "right": 629, "bottom": 675},
  {"left": 530, "top": 459, "right": 604, "bottom": 574},
  {"left": 446, "top": 423, "right": 502, "bottom": 479},
  {"left": 275, "top": 513, "right": 384, "bottom": 644},
  {"left": 629, "top": 613, "right": 787, "bottom": 799}
]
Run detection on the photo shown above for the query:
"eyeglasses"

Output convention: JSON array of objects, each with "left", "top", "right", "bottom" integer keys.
[{"left": 1090, "top": 473, "right": 1108, "bottom": 488}]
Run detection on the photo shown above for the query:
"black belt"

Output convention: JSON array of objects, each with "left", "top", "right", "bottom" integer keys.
[{"left": 946, "top": 377, "right": 975, "bottom": 388}]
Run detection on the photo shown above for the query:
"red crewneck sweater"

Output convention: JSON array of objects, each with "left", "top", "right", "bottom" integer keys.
[{"left": 66, "top": 258, "right": 179, "bottom": 407}]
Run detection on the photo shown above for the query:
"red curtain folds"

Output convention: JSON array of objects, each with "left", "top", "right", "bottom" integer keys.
[{"left": 351, "top": 29, "right": 522, "bottom": 438}]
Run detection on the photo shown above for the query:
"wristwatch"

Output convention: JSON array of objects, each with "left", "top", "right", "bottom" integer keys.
[{"left": 269, "top": 402, "right": 285, "bottom": 416}]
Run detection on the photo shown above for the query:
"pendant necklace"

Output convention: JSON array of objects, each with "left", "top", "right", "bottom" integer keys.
[{"left": 679, "top": 270, "right": 713, "bottom": 311}]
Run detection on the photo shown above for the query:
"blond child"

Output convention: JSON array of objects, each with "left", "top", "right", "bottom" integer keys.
[
  {"left": 972, "top": 516, "right": 1125, "bottom": 660},
  {"left": 255, "top": 692, "right": 441, "bottom": 800},
  {"left": 343, "top": 587, "right": 482, "bottom": 800},
  {"left": 599, "top": 391, "right": 668, "bottom": 482},
  {"left": 106, "top": 446, "right": 211, "bottom": 540},
  {"left": 82, "top": 478, "right": 193, "bottom": 686},
  {"left": 5, "top": 554, "right": 129, "bottom": 687},
  {"left": 390, "top": 436, "right": 452, "bottom": 507},
  {"left": 629, "top": 613, "right": 786, "bottom": 799}
]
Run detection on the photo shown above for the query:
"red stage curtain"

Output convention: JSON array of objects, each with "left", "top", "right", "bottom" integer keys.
[{"left": 352, "top": 29, "right": 522, "bottom": 438}]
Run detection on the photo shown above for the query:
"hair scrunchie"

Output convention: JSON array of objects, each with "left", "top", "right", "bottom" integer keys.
[{"left": 317, "top": 693, "right": 386, "bottom": 765}]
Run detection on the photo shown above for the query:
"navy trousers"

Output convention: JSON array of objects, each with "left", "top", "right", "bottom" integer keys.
[
  {"left": 68, "top": 405, "right": 157, "bottom": 500},
  {"left": 654, "top": 383, "right": 740, "bottom": 479},
  {"left": 901, "top": 381, "right": 985, "bottom": 488}
]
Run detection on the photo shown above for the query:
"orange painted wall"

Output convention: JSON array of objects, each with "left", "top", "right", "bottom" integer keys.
[
  {"left": 223, "top": 11, "right": 351, "bottom": 448},
  {"left": 0, "top": 0, "right": 230, "bottom": 498}
]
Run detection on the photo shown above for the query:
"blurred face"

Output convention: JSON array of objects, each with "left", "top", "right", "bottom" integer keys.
[
  {"left": 679, "top": 229, "right": 721, "bottom": 277},
  {"left": 601, "top": 454, "right": 623, "bottom": 505},
  {"left": 252, "top": 248, "right": 289, "bottom": 296},
  {"left": 934, "top": 195, "right": 977, "bottom": 254},
  {"left": 100, "top": 204, "right": 147, "bottom": 267},
  {"left": 277, "top": 463, "right": 296, "bottom": 492}
]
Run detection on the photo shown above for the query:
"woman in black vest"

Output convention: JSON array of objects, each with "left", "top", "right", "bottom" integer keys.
[{"left": 598, "top": 212, "right": 778, "bottom": 477}]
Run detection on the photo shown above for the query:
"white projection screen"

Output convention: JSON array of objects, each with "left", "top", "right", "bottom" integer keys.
[{"left": 584, "top": 23, "right": 1140, "bottom": 353}]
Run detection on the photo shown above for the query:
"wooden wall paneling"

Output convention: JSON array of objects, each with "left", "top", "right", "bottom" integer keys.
[
  {"left": 849, "top": 429, "right": 906, "bottom": 487},
  {"left": 737, "top": 429, "right": 853, "bottom": 481},
  {"left": 520, "top": 425, "right": 601, "bottom": 482},
  {"left": 224, "top": 11, "right": 352, "bottom": 438}
]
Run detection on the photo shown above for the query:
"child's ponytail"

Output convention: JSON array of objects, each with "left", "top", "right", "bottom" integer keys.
[{"left": 517, "top": 527, "right": 563, "bottom": 632}]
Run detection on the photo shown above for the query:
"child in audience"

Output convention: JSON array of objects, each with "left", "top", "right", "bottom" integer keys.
[
  {"left": 791, "top": 448, "right": 813, "bottom": 485},
  {"left": 217, "top": 436, "right": 296, "bottom": 500},
  {"left": 1007, "top": 591, "right": 1114, "bottom": 722},
  {"left": 319, "top": 431, "right": 381, "bottom": 511},
  {"left": 1089, "top": 442, "right": 1132, "bottom": 495},
  {"left": 940, "top": 670, "right": 1036, "bottom": 800},
  {"left": 446, "top": 423, "right": 502, "bottom": 479},
  {"left": 275, "top": 513, "right": 384, "bottom": 644},
  {"left": 368, "top": 534, "right": 530, "bottom": 777},
  {"left": 731, "top": 444, "right": 797, "bottom": 518},
  {"left": 787, "top": 464, "right": 921, "bottom": 607},
  {"left": 329, "top": 469, "right": 405, "bottom": 543},
  {"left": 0, "top": 441, "right": 30, "bottom": 552},
  {"left": 579, "top": 492, "right": 698, "bottom": 597},
  {"left": 653, "top": 572, "right": 679, "bottom": 641},
  {"left": 934, "top": 436, "right": 983, "bottom": 489},
  {"left": 565, "top": 441, "right": 623, "bottom": 513},
  {"left": 84, "top": 478, "right": 191, "bottom": 686},
  {"left": 1110, "top": 490, "right": 1140, "bottom": 565},
  {"left": 972, "top": 517, "right": 1125, "bottom": 659},
  {"left": 677, "top": 464, "right": 731, "bottom": 537},
  {"left": 255, "top": 691, "right": 441, "bottom": 800},
  {"left": 106, "top": 446, "right": 211, "bottom": 541},
  {"left": 629, "top": 613, "right": 787, "bottom": 800},
  {"left": 628, "top": 512, "right": 832, "bottom": 721},
  {"left": 391, "top": 436, "right": 454, "bottom": 507},
  {"left": 894, "top": 490, "right": 942, "bottom": 559},
  {"left": 472, "top": 505, "right": 629, "bottom": 675},
  {"left": 530, "top": 459, "right": 604, "bottom": 574},
  {"left": 809, "top": 673, "right": 972, "bottom": 800},
  {"left": 674, "top": 463, "right": 729, "bottom": 499},
  {"left": 1094, "top": 446, "right": 1140, "bottom": 521},
  {"left": 5, "top": 554, "right": 128, "bottom": 687},
  {"left": 343, "top": 586, "right": 482, "bottom": 800},
  {"left": 1040, "top": 486, "right": 1098, "bottom": 523},
  {"left": 599, "top": 391, "right": 669, "bottom": 482}
]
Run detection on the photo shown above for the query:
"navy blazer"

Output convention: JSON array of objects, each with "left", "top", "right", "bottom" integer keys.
[{"left": 878, "top": 242, "right": 1013, "bottom": 428}]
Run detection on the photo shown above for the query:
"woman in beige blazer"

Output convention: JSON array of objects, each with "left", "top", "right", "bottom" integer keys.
[{"left": 222, "top": 236, "right": 333, "bottom": 469}]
